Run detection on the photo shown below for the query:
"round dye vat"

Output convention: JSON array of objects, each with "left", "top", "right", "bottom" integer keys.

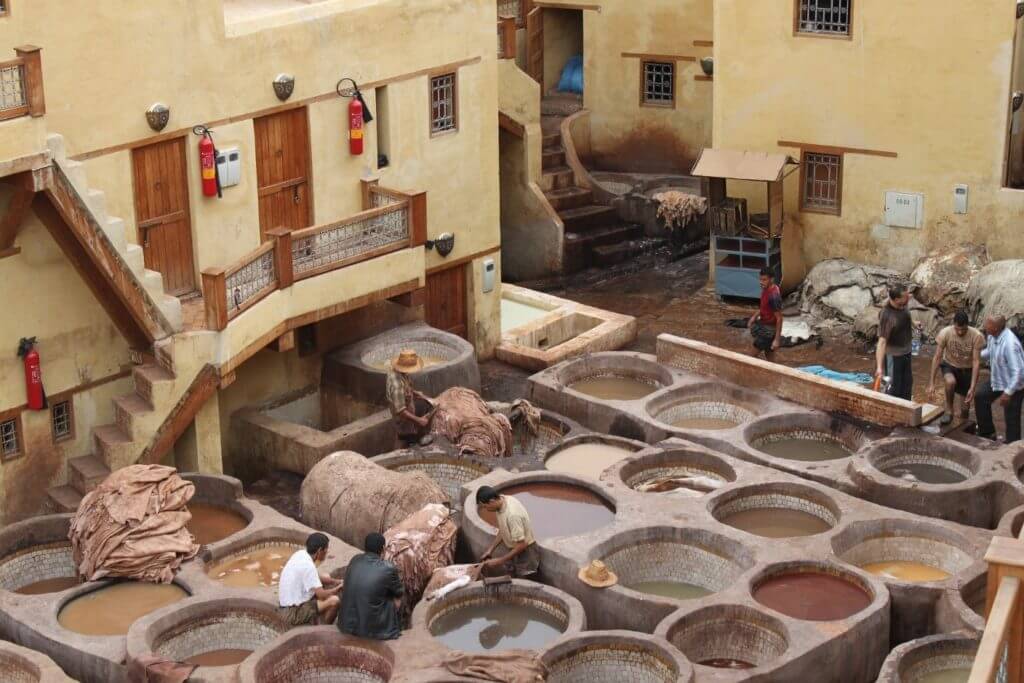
[
  {"left": 882, "top": 463, "right": 966, "bottom": 485},
  {"left": 673, "top": 417, "right": 738, "bottom": 431},
  {"left": 16, "top": 576, "right": 79, "bottom": 595},
  {"left": 757, "top": 437, "right": 851, "bottom": 462},
  {"left": 478, "top": 483, "right": 614, "bottom": 541},
  {"left": 861, "top": 560, "right": 950, "bottom": 583},
  {"left": 753, "top": 572, "right": 871, "bottom": 621},
  {"left": 630, "top": 581, "right": 712, "bottom": 601},
  {"left": 185, "top": 649, "right": 253, "bottom": 666},
  {"left": 430, "top": 603, "right": 565, "bottom": 653},
  {"left": 917, "top": 669, "right": 971, "bottom": 683},
  {"left": 545, "top": 443, "right": 635, "bottom": 479},
  {"left": 719, "top": 508, "right": 832, "bottom": 538},
  {"left": 207, "top": 543, "right": 298, "bottom": 588},
  {"left": 700, "top": 658, "right": 754, "bottom": 670},
  {"left": 187, "top": 503, "right": 248, "bottom": 545},
  {"left": 58, "top": 582, "right": 188, "bottom": 636},
  {"left": 568, "top": 376, "right": 657, "bottom": 401}
]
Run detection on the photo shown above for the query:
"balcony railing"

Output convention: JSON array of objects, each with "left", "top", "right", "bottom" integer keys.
[
  {"left": 497, "top": 16, "right": 516, "bottom": 60},
  {"left": 202, "top": 181, "right": 426, "bottom": 331},
  {"left": 0, "top": 46, "right": 44, "bottom": 122},
  {"left": 969, "top": 536, "right": 1024, "bottom": 682},
  {"left": 497, "top": 0, "right": 529, "bottom": 27}
]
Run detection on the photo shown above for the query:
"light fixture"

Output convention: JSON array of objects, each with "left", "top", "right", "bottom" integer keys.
[
  {"left": 700, "top": 57, "right": 714, "bottom": 77},
  {"left": 1014, "top": 91, "right": 1024, "bottom": 113},
  {"left": 336, "top": 77, "right": 374, "bottom": 124},
  {"left": 1017, "top": 0, "right": 1024, "bottom": 19},
  {"left": 273, "top": 73, "right": 295, "bottom": 101},
  {"left": 145, "top": 103, "right": 170, "bottom": 132},
  {"left": 426, "top": 232, "right": 455, "bottom": 257}
]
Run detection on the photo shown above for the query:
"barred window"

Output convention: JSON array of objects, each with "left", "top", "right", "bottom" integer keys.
[
  {"left": 796, "top": 0, "right": 852, "bottom": 36},
  {"left": 430, "top": 73, "right": 457, "bottom": 135},
  {"left": 1, "top": 417, "right": 19, "bottom": 459},
  {"left": 52, "top": 399, "right": 73, "bottom": 442},
  {"left": 642, "top": 61, "right": 675, "bottom": 107},
  {"left": 497, "top": 0, "right": 523, "bottom": 26},
  {"left": 801, "top": 152, "right": 843, "bottom": 214}
]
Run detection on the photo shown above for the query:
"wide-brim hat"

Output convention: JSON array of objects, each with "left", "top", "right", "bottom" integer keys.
[
  {"left": 578, "top": 560, "right": 618, "bottom": 588},
  {"left": 392, "top": 349, "right": 424, "bottom": 374}
]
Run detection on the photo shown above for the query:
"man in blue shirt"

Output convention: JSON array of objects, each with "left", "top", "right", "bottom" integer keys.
[{"left": 975, "top": 316, "right": 1024, "bottom": 444}]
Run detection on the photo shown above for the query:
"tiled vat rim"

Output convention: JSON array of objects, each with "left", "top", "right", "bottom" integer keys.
[
  {"left": 711, "top": 489, "right": 841, "bottom": 527},
  {"left": 361, "top": 339, "right": 460, "bottom": 366},
  {"left": 262, "top": 644, "right": 392, "bottom": 683},
  {"left": 0, "top": 542, "right": 75, "bottom": 592},
  {"left": 863, "top": 438, "right": 982, "bottom": 479},
  {"left": 153, "top": 608, "right": 286, "bottom": 663},
  {"left": 751, "top": 428, "right": 856, "bottom": 452},
  {"left": 601, "top": 539, "right": 745, "bottom": 592},
  {"left": 544, "top": 638, "right": 682, "bottom": 683},
  {"left": 666, "top": 606, "right": 790, "bottom": 666},
  {"left": 426, "top": 591, "right": 571, "bottom": 631},
  {"left": 902, "top": 652, "right": 976, "bottom": 681},
  {"left": 875, "top": 634, "right": 980, "bottom": 682},
  {"left": 0, "top": 641, "right": 74, "bottom": 683},
  {"left": 652, "top": 399, "right": 757, "bottom": 426},
  {"left": 624, "top": 462, "right": 731, "bottom": 489}
]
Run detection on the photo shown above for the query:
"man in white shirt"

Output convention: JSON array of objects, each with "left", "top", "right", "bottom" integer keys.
[
  {"left": 278, "top": 532, "right": 342, "bottom": 626},
  {"left": 976, "top": 316, "right": 1024, "bottom": 444}
]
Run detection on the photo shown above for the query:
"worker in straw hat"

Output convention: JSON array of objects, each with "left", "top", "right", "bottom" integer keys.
[
  {"left": 578, "top": 560, "right": 617, "bottom": 589},
  {"left": 385, "top": 349, "right": 435, "bottom": 447}
]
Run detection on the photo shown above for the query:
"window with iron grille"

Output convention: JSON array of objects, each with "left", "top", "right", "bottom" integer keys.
[
  {"left": 497, "top": 0, "right": 523, "bottom": 26},
  {"left": 642, "top": 61, "right": 675, "bottom": 107},
  {"left": 430, "top": 73, "right": 457, "bottom": 135},
  {"left": 1, "top": 417, "right": 19, "bottom": 459},
  {"left": 801, "top": 152, "right": 843, "bottom": 214},
  {"left": 796, "top": 0, "right": 852, "bottom": 36},
  {"left": 52, "top": 399, "right": 73, "bottom": 442}
]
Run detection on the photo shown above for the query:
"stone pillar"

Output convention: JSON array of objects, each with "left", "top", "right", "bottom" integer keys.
[
  {"left": 467, "top": 252, "right": 502, "bottom": 360},
  {"left": 174, "top": 393, "right": 223, "bottom": 475}
]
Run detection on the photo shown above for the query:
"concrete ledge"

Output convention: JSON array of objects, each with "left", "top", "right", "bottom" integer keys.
[{"left": 656, "top": 334, "right": 925, "bottom": 428}]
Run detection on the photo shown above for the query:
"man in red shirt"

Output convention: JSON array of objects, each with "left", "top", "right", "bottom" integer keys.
[{"left": 748, "top": 267, "right": 783, "bottom": 361}]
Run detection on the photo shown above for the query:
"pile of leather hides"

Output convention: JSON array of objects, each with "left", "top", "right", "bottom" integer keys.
[
  {"left": 443, "top": 651, "right": 548, "bottom": 683},
  {"left": 653, "top": 191, "right": 707, "bottom": 231},
  {"left": 383, "top": 503, "right": 458, "bottom": 623},
  {"left": 430, "top": 387, "right": 539, "bottom": 458},
  {"left": 425, "top": 563, "right": 481, "bottom": 600},
  {"left": 69, "top": 465, "right": 199, "bottom": 583}
]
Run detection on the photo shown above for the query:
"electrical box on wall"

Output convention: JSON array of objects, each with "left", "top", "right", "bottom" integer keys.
[
  {"left": 954, "top": 184, "right": 969, "bottom": 214},
  {"left": 216, "top": 147, "right": 241, "bottom": 188},
  {"left": 482, "top": 258, "right": 496, "bottom": 293},
  {"left": 884, "top": 191, "right": 924, "bottom": 229}
]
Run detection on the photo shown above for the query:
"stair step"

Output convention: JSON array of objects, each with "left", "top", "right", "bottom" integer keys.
[
  {"left": 114, "top": 392, "right": 154, "bottom": 441},
  {"left": 133, "top": 363, "right": 176, "bottom": 406},
  {"left": 558, "top": 204, "right": 620, "bottom": 232},
  {"left": 141, "top": 269, "right": 165, "bottom": 297},
  {"left": 124, "top": 243, "right": 145, "bottom": 272},
  {"left": 155, "top": 340, "right": 175, "bottom": 374},
  {"left": 542, "top": 149, "right": 566, "bottom": 169},
  {"left": 541, "top": 166, "right": 575, "bottom": 192},
  {"left": 160, "top": 295, "right": 183, "bottom": 332},
  {"left": 69, "top": 455, "right": 110, "bottom": 495},
  {"left": 593, "top": 240, "right": 646, "bottom": 268},
  {"left": 542, "top": 132, "right": 561, "bottom": 148},
  {"left": 563, "top": 223, "right": 643, "bottom": 273},
  {"left": 545, "top": 186, "right": 593, "bottom": 212},
  {"left": 47, "top": 485, "right": 82, "bottom": 514},
  {"left": 45, "top": 133, "right": 67, "bottom": 161},
  {"left": 103, "top": 216, "right": 127, "bottom": 253},
  {"left": 61, "top": 159, "right": 88, "bottom": 192},
  {"left": 93, "top": 423, "right": 133, "bottom": 470},
  {"left": 86, "top": 189, "right": 108, "bottom": 224}
]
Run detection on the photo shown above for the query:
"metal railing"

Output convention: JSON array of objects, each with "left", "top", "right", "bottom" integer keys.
[{"left": 291, "top": 202, "right": 410, "bottom": 280}]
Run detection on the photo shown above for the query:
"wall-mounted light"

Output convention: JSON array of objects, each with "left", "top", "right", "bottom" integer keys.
[
  {"left": 145, "top": 103, "right": 170, "bottom": 132},
  {"left": 700, "top": 57, "right": 714, "bottom": 77},
  {"left": 336, "top": 77, "right": 373, "bottom": 123},
  {"left": 273, "top": 73, "right": 295, "bottom": 101},
  {"left": 1017, "top": 0, "right": 1024, "bottom": 19},
  {"left": 1014, "top": 91, "right": 1024, "bottom": 113},
  {"left": 426, "top": 232, "right": 455, "bottom": 257}
]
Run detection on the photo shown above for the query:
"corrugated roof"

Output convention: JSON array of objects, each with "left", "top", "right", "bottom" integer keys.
[{"left": 691, "top": 148, "right": 796, "bottom": 182}]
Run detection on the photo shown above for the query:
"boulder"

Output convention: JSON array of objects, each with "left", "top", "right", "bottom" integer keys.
[
  {"left": 910, "top": 244, "right": 990, "bottom": 317},
  {"left": 966, "top": 260, "right": 1024, "bottom": 337},
  {"left": 799, "top": 258, "right": 904, "bottom": 322}
]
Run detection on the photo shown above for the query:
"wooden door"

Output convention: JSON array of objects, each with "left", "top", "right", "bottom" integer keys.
[
  {"left": 425, "top": 265, "right": 467, "bottom": 339},
  {"left": 132, "top": 137, "right": 196, "bottom": 296},
  {"left": 254, "top": 107, "right": 312, "bottom": 240},
  {"left": 526, "top": 7, "right": 544, "bottom": 88}
]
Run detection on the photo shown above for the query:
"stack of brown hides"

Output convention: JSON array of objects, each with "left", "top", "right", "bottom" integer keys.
[
  {"left": 69, "top": 465, "right": 199, "bottom": 583},
  {"left": 383, "top": 503, "right": 458, "bottom": 622},
  {"left": 431, "top": 388, "right": 538, "bottom": 458}
]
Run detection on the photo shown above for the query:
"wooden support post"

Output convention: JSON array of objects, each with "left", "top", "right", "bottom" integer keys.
[
  {"left": 268, "top": 329, "right": 296, "bottom": 352},
  {"left": 0, "top": 177, "right": 33, "bottom": 257},
  {"left": 975, "top": 537, "right": 1024, "bottom": 683},
  {"left": 388, "top": 287, "right": 425, "bottom": 308},
  {"left": 267, "top": 227, "right": 294, "bottom": 289},
  {"left": 360, "top": 178, "right": 381, "bottom": 211},
  {"left": 409, "top": 190, "right": 428, "bottom": 248},
  {"left": 499, "top": 17, "right": 517, "bottom": 59},
  {"left": 14, "top": 46, "right": 44, "bottom": 117},
  {"left": 201, "top": 268, "right": 228, "bottom": 331}
]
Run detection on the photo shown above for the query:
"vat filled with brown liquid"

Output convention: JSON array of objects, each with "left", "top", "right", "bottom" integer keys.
[
  {"left": 207, "top": 543, "right": 299, "bottom": 588},
  {"left": 630, "top": 581, "right": 712, "bottom": 601},
  {"left": 568, "top": 376, "right": 658, "bottom": 401},
  {"left": 757, "top": 437, "right": 852, "bottom": 462},
  {"left": 184, "top": 648, "right": 253, "bottom": 666},
  {"left": 478, "top": 483, "right": 615, "bottom": 540},
  {"left": 545, "top": 443, "right": 635, "bottom": 479},
  {"left": 187, "top": 503, "right": 248, "bottom": 545},
  {"left": 16, "top": 576, "right": 80, "bottom": 595},
  {"left": 719, "top": 508, "right": 832, "bottom": 538},
  {"left": 881, "top": 463, "right": 967, "bottom": 485},
  {"left": 430, "top": 602, "right": 565, "bottom": 653},
  {"left": 861, "top": 560, "right": 950, "bottom": 583},
  {"left": 753, "top": 572, "right": 871, "bottom": 621},
  {"left": 58, "top": 582, "right": 188, "bottom": 636}
]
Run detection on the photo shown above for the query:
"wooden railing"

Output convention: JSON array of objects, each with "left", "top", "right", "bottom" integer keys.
[
  {"left": 497, "top": 17, "right": 516, "bottom": 60},
  {"left": 970, "top": 536, "right": 1024, "bottom": 682},
  {"left": 202, "top": 183, "right": 426, "bottom": 331},
  {"left": 0, "top": 46, "right": 44, "bottom": 122},
  {"left": 497, "top": 0, "right": 530, "bottom": 27}
]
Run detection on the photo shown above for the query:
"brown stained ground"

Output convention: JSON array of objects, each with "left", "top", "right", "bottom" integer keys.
[{"left": 244, "top": 470, "right": 304, "bottom": 522}]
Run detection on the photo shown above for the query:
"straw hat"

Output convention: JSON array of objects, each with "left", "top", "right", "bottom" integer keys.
[
  {"left": 392, "top": 349, "right": 424, "bottom": 374},
  {"left": 578, "top": 560, "right": 618, "bottom": 588}
]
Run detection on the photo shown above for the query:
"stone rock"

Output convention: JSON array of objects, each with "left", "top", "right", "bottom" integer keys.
[
  {"left": 966, "top": 260, "right": 1024, "bottom": 337},
  {"left": 910, "top": 244, "right": 990, "bottom": 317},
  {"left": 800, "top": 258, "right": 904, "bottom": 322}
]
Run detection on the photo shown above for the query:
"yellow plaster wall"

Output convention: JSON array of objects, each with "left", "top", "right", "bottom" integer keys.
[{"left": 715, "top": 0, "right": 1024, "bottom": 272}]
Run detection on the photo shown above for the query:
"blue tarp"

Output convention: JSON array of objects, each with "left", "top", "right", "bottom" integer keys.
[
  {"left": 797, "top": 365, "right": 874, "bottom": 385},
  {"left": 557, "top": 55, "right": 584, "bottom": 94}
]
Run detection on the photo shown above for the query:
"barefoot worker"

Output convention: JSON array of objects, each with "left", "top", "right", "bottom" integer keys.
[
  {"left": 278, "top": 532, "right": 342, "bottom": 626},
  {"left": 927, "top": 311, "right": 983, "bottom": 426},
  {"left": 476, "top": 486, "right": 540, "bottom": 578}
]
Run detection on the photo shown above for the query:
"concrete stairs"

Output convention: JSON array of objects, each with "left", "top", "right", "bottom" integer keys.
[{"left": 540, "top": 111, "right": 641, "bottom": 274}]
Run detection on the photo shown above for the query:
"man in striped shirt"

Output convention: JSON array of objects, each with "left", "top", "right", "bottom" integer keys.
[{"left": 975, "top": 316, "right": 1024, "bottom": 444}]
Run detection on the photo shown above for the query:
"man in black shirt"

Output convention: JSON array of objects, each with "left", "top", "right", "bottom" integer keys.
[
  {"left": 337, "top": 533, "right": 404, "bottom": 640},
  {"left": 875, "top": 284, "right": 915, "bottom": 401}
]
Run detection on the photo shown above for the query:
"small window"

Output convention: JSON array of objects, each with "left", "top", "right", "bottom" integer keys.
[
  {"left": 796, "top": 0, "right": 852, "bottom": 37},
  {"left": 801, "top": 151, "right": 843, "bottom": 214},
  {"left": 0, "top": 2, "right": 9, "bottom": 18},
  {"left": 430, "top": 73, "right": 458, "bottom": 136},
  {"left": 1, "top": 416, "right": 20, "bottom": 460},
  {"left": 51, "top": 399, "right": 73, "bottom": 442},
  {"left": 642, "top": 61, "right": 675, "bottom": 107}
]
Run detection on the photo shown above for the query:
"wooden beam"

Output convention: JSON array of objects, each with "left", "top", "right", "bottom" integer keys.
[
  {"left": 14, "top": 46, "right": 45, "bottom": 117},
  {"left": 388, "top": 287, "right": 426, "bottom": 308},
  {"left": 777, "top": 140, "right": 898, "bottom": 159},
  {"left": 621, "top": 52, "right": 696, "bottom": 62},
  {"left": 498, "top": 112, "right": 526, "bottom": 138},
  {"left": 0, "top": 182, "right": 34, "bottom": 251},
  {"left": 137, "top": 365, "right": 220, "bottom": 466},
  {"left": 268, "top": 330, "right": 295, "bottom": 352}
]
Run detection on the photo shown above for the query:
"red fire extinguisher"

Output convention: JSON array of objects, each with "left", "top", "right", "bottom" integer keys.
[
  {"left": 17, "top": 337, "right": 46, "bottom": 411},
  {"left": 337, "top": 78, "right": 373, "bottom": 157},
  {"left": 193, "top": 126, "right": 222, "bottom": 198}
]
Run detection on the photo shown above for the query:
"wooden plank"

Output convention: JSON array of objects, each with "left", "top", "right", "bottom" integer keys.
[
  {"left": 0, "top": 183, "right": 33, "bottom": 250},
  {"left": 14, "top": 46, "right": 44, "bottom": 117},
  {"left": 778, "top": 139, "right": 899, "bottom": 159},
  {"left": 499, "top": 112, "right": 525, "bottom": 138},
  {"left": 526, "top": 7, "right": 544, "bottom": 87},
  {"left": 971, "top": 575, "right": 1020, "bottom": 683},
  {"left": 267, "top": 226, "right": 294, "bottom": 289},
  {"left": 622, "top": 52, "right": 697, "bottom": 62},
  {"left": 268, "top": 330, "right": 295, "bottom": 352},
  {"left": 201, "top": 269, "right": 228, "bottom": 331},
  {"left": 136, "top": 364, "right": 220, "bottom": 466},
  {"left": 425, "top": 264, "right": 468, "bottom": 339}
]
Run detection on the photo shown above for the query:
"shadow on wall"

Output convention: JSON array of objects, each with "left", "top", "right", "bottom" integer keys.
[{"left": 591, "top": 123, "right": 697, "bottom": 175}]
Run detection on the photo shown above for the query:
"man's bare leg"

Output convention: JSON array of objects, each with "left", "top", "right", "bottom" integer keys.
[{"left": 319, "top": 595, "right": 340, "bottom": 624}]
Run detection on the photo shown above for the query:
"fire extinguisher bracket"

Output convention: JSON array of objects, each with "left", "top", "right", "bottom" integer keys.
[
  {"left": 336, "top": 78, "right": 373, "bottom": 156},
  {"left": 193, "top": 125, "right": 223, "bottom": 199}
]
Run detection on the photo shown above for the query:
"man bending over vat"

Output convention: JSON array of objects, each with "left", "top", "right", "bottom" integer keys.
[
  {"left": 476, "top": 486, "right": 540, "bottom": 579},
  {"left": 278, "top": 532, "right": 342, "bottom": 626},
  {"left": 386, "top": 349, "right": 435, "bottom": 447},
  {"left": 338, "top": 533, "right": 404, "bottom": 640}
]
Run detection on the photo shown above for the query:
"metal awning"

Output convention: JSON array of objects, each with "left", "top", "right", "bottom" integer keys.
[{"left": 691, "top": 148, "right": 799, "bottom": 182}]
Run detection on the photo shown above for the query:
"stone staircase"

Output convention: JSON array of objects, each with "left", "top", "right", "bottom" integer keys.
[{"left": 540, "top": 109, "right": 641, "bottom": 274}]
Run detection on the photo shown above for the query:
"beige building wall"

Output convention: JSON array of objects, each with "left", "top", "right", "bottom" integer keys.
[{"left": 715, "top": 0, "right": 1024, "bottom": 272}]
